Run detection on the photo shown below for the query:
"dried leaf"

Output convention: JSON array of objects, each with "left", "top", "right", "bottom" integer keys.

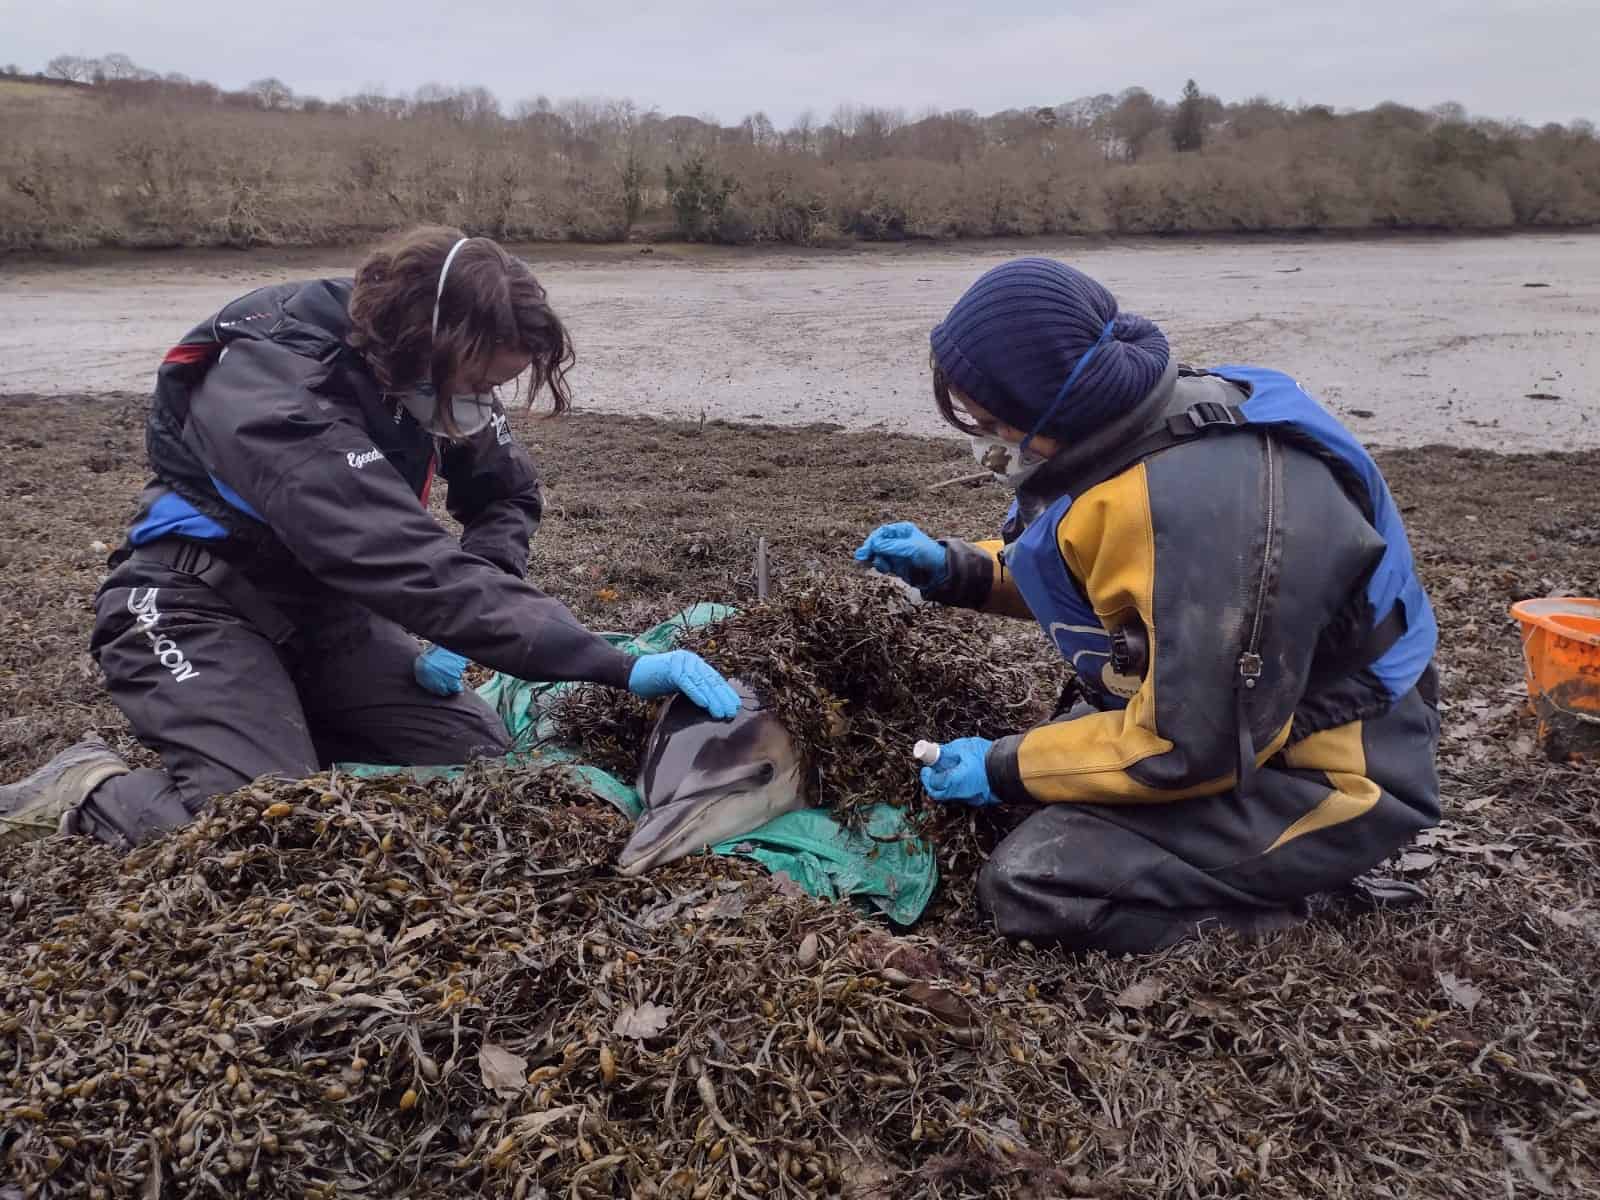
[
  {"left": 902, "top": 981, "right": 972, "bottom": 1025},
  {"left": 1498, "top": 1132, "right": 1557, "bottom": 1195},
  {"left": 840, "top": 1158, "right": 895, "bottom": 1200},
  {"left": 771, "top": 871, "right": 807, "bottom": 898},
  {"left": 511, "top": 1105, "right": 581, "bottom": 1135},
  {"left": 1452, "top": 841, "right": 1519, "bottom": 857},
  {"left": 1114, "top": 978, "right": 1168, "bottom": 1011},
  {"left": 883, "top": 943, "right": 942, "bottom": 979},
  {"left": 796, "top": 932, "right": 819, "bottom": 967},
  {"left": 1186, "top": 998, "right": 1235, "bottom": 1023},
  {"left": 640, "top": 891, "right": 702, "bottom": 930},
  {"left": 478, "top": 1041, "right": 529, "bottom": 1099},
  {"left": 693, "top": 891, "right": 747, "bottom": 921},
  {"left": 1437, "top": 972, "right": 1484, "bottom": 1015},
  {"left": 1541, "top": 907, "right": 1584, "bottom": 932},
  {"left": 613, "top": 1002, "right": 673, "bottom": 1041},
  {"left": 1398, "top": 851, "right": 1438, "bottom": 873},
  {"left": 849, "top": 932, "right": 943, "bottom": 980},
  {"left": 396, "top": 918, "right": 442, "bottom": 949}
]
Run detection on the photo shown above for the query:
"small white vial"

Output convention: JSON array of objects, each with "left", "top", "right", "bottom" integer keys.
[{"left": 912, "top": 740, "right": 941, "bottom": 766}]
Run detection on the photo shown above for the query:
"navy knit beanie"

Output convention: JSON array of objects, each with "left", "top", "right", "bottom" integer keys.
[{"left": 930, "top": 258, "right": 1170, "bottom": 443}]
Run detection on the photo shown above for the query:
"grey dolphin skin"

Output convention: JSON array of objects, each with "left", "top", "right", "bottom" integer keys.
[{"left": 616, "top": 680, "right": 807, "bottom": 876}]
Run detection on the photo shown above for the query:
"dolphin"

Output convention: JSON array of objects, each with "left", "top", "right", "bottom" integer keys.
[{"left": 616, "top": 679, "right": 807, "bottom": 876}]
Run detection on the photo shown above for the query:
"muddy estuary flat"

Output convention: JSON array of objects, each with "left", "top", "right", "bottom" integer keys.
[{"left": 3, "top": 231, "right": 1596, "bottom": 450}]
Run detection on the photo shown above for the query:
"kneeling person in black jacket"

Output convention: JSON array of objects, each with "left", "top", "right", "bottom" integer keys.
[{"left": 1, "top": 226, "right": 738, "bottom": 850}]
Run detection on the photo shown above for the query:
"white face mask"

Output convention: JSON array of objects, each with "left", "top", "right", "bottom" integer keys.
[
  {"left": 398, "top": 234, "right": 498, "bottom": 439},
  {"left": 398, "top": 384, "right": 496, "bottom": 438},
  {"left": 971, "top": 434, "right": 1047, "bottom": 488}
]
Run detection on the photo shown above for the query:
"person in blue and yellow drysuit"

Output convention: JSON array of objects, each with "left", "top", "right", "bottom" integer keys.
[{"left": 856, "top": 258, "right": 1441, "bottom": 954}]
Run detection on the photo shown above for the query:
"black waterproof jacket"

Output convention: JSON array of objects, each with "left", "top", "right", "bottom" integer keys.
[{"left": 125, "top": 278, "right": 633, "bottom": 688}]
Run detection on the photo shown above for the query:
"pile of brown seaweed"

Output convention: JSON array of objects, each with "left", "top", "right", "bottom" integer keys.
[
  {"left": 5, "top": 759, "right": 1599, "bottom": 1200},
  {"left": 5, "top": 402, "right": 1600, "bottom": 1199},
  {"left": 551, "top": 570, "right": 1052, "bottom": 827}
]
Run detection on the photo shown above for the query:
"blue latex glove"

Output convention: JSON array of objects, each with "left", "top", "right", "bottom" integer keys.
[
  {"left": 853, "top": 522, "right": 950, "bottom": 589},
  {"left": 920, "top": 737, "right": 999, "bottom": 807},
  {"left": 629, "top": 651, "right": 740, "bottom": 720},
  {"left": 413, "top": 645, "right": 469, "bottom": 696}
]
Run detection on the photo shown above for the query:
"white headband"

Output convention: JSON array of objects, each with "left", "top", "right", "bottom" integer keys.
[{"left": 431, "top": 237, "right": 471, "bottom": 341}]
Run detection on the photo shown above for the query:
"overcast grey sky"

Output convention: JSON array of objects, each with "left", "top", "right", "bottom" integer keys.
[{"left": 3, "top": 0, "right": 1593, "bottom": 127}]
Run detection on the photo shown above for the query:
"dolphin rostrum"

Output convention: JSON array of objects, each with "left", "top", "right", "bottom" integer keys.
[{"left": 616, "top": 679, "right": 807, "bottom": 876}]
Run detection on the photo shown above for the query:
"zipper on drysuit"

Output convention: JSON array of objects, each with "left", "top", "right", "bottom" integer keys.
[{"left": 1235, "top": 434, "right": 1277, "bottom": 799}]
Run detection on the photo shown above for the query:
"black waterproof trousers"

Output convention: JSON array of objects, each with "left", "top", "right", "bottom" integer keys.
[
  {"left": 78, "top": 551, "right": 511, "bottom": 849},
  {"left": 976, "top": 676, "right": 1441, "bottom": 955}
]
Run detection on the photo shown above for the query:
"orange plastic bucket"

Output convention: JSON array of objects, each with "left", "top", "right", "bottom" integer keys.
[{"left": 1509, "top": 597, "right": 1600, "bottom": 761}]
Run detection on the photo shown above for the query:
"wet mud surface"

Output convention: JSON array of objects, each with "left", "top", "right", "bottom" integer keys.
[{"left": 3, "top": 232, "right": 1598, "bottom": 451}]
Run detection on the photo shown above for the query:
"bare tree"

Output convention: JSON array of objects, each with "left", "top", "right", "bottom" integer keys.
[
  {"left": 1226, "top": 96, "right": 1289, "bottom": 140},
  {"left": 1368, "top": 102, "right": 1429, "bottom": 134},
  {"left": 852, "top": 107, "right": 904, "bottom": 160},
  {"left": 413, "top": 82, "right": 464, "bottom": 119},
  {"left": 410, "top": 83, "right": 503, "bottom": 123},
  {"left": 45, "top": 54, "right": 94, "bottom": 83},
  {"left": 605, "top": 98, "right": 642, "bottom": 142},
  {"left": 248, "top": 77, "right": 295, "bottom": 110},
  {"left": 459, "top": 86, "right": 502, "bottom": 123},
  {"left": 559, "top": 97, "right": 608, "bottom": 140},
  {"left": 655, "top": 114, "right": 711, "bottom": 156},
  {"left": 740, "top": 111, "right": 776, "bottom": 149},
  {"left": 1107, "top": 87, "right": 1166, "bottom": 161},
  {"left": 98, "top": 53, "right": 142, "bottom": 82},
  {"left": 786, "top": 109, "right": 816, "bottom": 155},
  {"left": 345, "top": 89, "right": 390, "bottom": 117},
  {"left": 901, "top": 111, "right": 983, "bottom": 164},
  {"left": 1059, "top": 93, "right": 1115, "bottom": 130}
]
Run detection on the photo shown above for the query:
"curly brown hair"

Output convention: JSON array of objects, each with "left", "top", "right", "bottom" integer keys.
[{"left": 347, "top": 225, "right": 575, "bottom": 432}]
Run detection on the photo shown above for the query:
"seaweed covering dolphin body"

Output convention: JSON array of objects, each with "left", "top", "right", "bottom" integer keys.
[{"left": 617, "top": 680, "right": 807, "bottom": 876}]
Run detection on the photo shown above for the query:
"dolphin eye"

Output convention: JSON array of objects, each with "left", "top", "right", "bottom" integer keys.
[{"left": 755, "top": 763, "right": 775, "bottom": 784}]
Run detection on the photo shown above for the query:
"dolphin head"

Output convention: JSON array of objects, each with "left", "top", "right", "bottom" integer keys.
[{"left": 616, "top": 679, "right": 806, "bottom": 876}]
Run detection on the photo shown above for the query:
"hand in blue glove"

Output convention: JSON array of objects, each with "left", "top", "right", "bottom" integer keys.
[
  {"left": 628, "top": 651, "right": 741, "bottom": 720},
  {"left": 413, "top": 645, "right": 469, "bottom": 696},
  {"left": 920, "top": 737, "right": 999, "bottom": 807},
  {"left": 853, "top": 522, "right": 950, "bottom": 588}
]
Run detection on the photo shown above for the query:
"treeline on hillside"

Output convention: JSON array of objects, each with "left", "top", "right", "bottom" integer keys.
[{"left": 2, "top": 56, "right": 1598, "bottom": 251}]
